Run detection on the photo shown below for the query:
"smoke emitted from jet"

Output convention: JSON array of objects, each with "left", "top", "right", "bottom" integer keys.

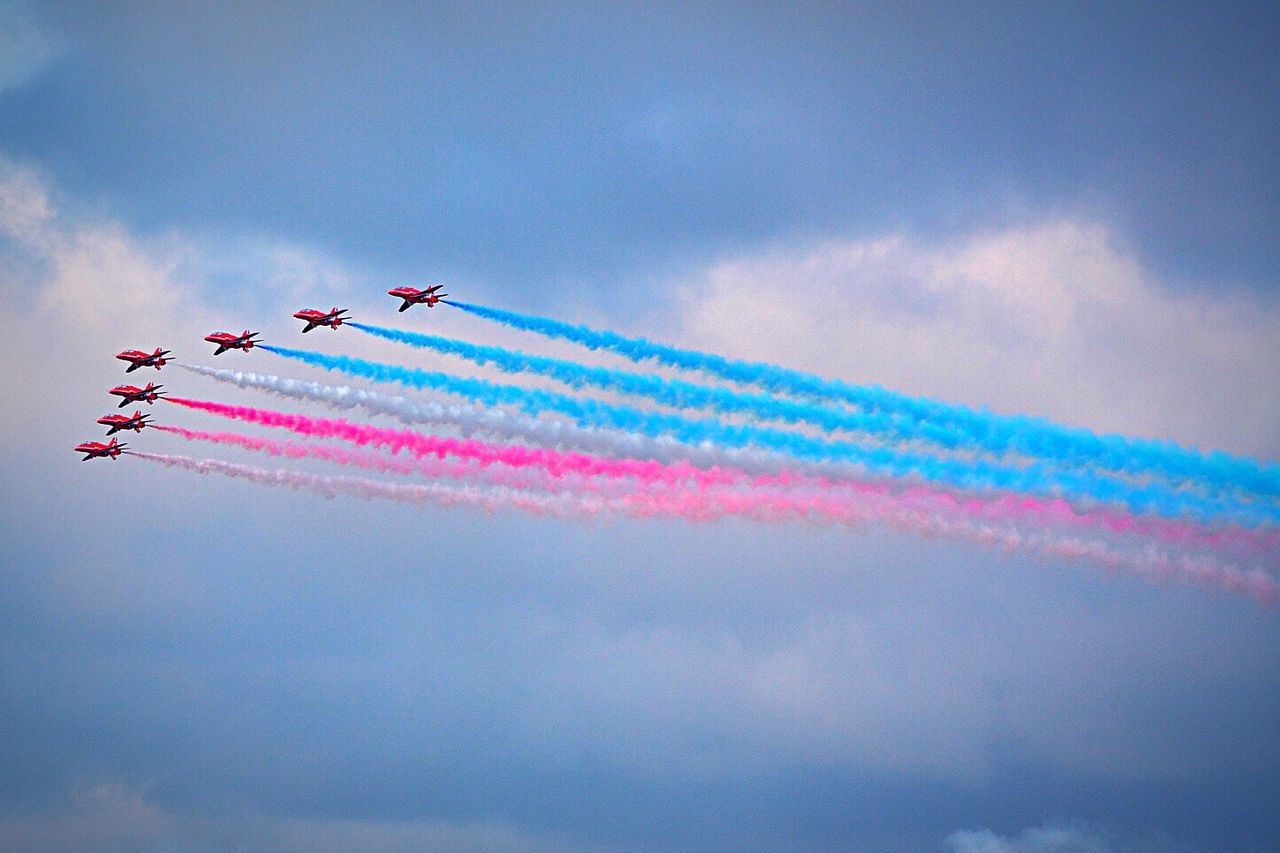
[
  {"left": 152, "top": 425, "right": 632, "bottom": 495},
  {"left": 350, "top": 321, "right": 976, "bottom": 453},
  {"left": 444, "top": 301, "right": 1280, "bottom": 499},
  {"left": 256, "top": 344, "right": 1277, "bottom": 526},
  {"left": 155, "top": 410, "right": 745, "bottom": 489},
  {"left": 177, "top": 362, "right": 813, "bottom": 473},
  {"left": 128, "top": 451, "right": 588, "bottom": 515}
]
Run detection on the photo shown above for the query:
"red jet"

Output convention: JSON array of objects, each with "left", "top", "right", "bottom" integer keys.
[
  {"left": 74, "top": 437, "right": 127, "bottom": 461},
  {"left": 109, "top": 383, "right": 166, "bottom": 408},
  {"left": 204, "top": 329, "right": 261, "bottom": 355},
  {"left": 116, "top": 347, "right": 170, "bottom": 373},
  {"left": 293, "top": 307, "right": 350, "bottom": 332},
  {"left": 388, "top": 285, "right": 447, "bottom": 312},
  {"left": 97, "top": 410, "right": 153, "bottom": 436}
]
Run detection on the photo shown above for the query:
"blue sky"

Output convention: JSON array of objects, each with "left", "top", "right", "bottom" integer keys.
[{"left": 0, "top": 2, "right": 1278, "bottom": 850}]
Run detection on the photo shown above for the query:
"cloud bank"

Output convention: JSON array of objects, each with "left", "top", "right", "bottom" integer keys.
[{"left": 674, "top": 224, "right": 1280, "bottom": 458}]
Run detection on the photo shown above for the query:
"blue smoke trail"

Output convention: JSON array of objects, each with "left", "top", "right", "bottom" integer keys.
[
  {"left": 443, "top": 300, "right": 1280, "bottom": 500},
  {"left": 259, "top": 344, "right": 1277, "bottom": 526},
  {"left": 352, "top": 322, "right": 1270, "bottom": 503},
  {"left": 351, "top": 321, "right": 969, "bottom": 450}
]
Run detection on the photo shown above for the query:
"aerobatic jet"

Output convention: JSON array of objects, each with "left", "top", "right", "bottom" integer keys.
[
  {"left": 97, "top": 410, "right": 152, "bottom": 435},
  {"left": 109, "top": 383, "right": 166, "bottom": 407},
  {"left": 204, "top": 329, "right": 261, "bottom": 354},
  {"left": 74, "top": 438, "right": 127, "bottom": 461},
  {"left": 387, "top": 285, "right": 447, "bottom": 311},
  {"left": 116, "top": 347, "right": 170, "bottom": 373},
  {"left": 293, "top": 307, "right": 350, "bottom": 332}
]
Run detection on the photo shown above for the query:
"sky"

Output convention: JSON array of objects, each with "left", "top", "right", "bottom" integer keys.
[{"left": 0, "top": 2, "right": 1278, "bottom": 850}]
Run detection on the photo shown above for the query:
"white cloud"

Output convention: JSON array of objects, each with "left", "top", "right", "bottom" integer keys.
[
  {"left": 671, "top": 222, "right": 1280, "bottom": 458},
  {"left": 946, "top": 821, "right": 1110, "bottom": 853}
]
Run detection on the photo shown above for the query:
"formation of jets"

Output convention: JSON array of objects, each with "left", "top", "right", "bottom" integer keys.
[{"left": 77, "top": 284, "right": 449, "bottom": 459}]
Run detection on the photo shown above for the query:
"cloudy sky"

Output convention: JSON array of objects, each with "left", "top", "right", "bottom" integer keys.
[{"left": 1, "top": 2, "right": 1277, "bottom": 850}]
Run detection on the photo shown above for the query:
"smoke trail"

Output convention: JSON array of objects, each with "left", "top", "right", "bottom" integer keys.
[
  {"left": 444, "top": 300, "right": 1280, "bottom": 499},
  {"left": 159, "top": 399, "right": 1280, "bottom": 557},
  {"left": 129, "top": 451, "right": 587, "bottom": 516},
  {"left": 152, "top": 424, "right": 607, "bottom": 495},
  {"left": 154, "top": 415, "right": 741, "bottom": 489},
  {"left": 177, "top": 362, "right": 806, "bottom": 474},
  {"left": 128, "top": 450, "right": 1279, "bottom": 604},
  {"left": 351, "top": 321, "right": 976, "bottom": 456},
  {"left": 256, "top": 345, "right": 1279, "bottom": 526}
]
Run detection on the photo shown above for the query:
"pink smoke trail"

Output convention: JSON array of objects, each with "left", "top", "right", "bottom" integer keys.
[
  {"left": 166, "top": 397, "right": 742, "bottom": 488},
  {"left": 164, "top": 397, "right": 1279, "bottom": 558},
  {"left": 129, "top": 450, "right": 1277, "bottom": 605},
  {"left": 152, "top": 425, "right": 630, "bottom": 496}
]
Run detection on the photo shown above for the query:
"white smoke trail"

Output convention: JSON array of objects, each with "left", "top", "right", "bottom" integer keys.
[{"left": 129, "top": 451, "right": 594, "bottom": 516}]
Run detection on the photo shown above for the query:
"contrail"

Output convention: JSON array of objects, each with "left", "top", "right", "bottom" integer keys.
[
  {"left": 128, "top": 450, "right": 1279, "bottom": 604},
  {"left": 443, "top": 300, "right": 1280, "bottom": 500},
  {"left": 256, "top": 345, "right": 1279, "bottom": 526},
  {"left": 158, "top": 400, "right": 1280, "bottom": 557}
]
